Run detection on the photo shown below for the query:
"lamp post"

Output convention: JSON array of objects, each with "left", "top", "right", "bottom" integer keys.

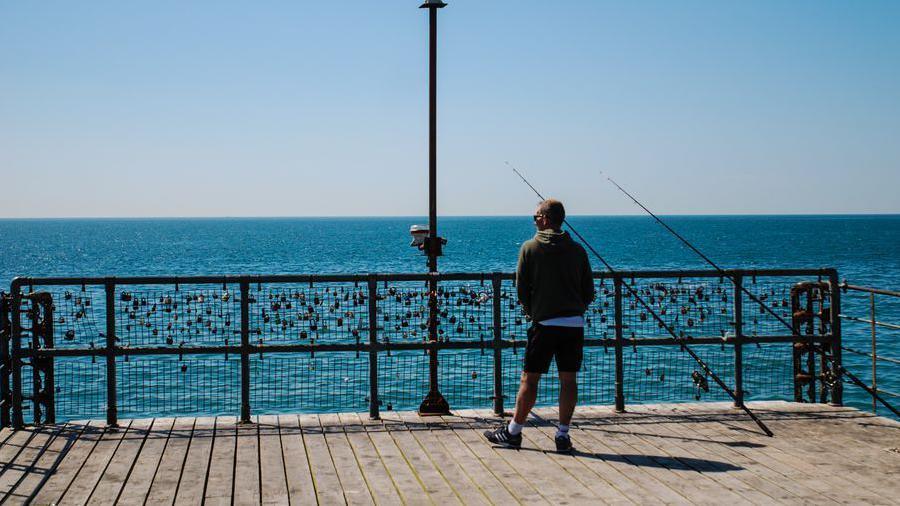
[{"left": 418, "top": 0, "right": 450, "bottom": 416}]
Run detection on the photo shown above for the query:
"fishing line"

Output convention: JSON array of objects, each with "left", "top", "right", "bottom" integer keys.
[
  {"left": 507, "top": 162, "right": 774, "bottom": 436},
  {"left": 602, "top": 172, "right": 900, "bottom": 418}
]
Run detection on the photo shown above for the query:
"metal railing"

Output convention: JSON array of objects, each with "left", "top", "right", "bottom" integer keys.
[
  {"left": 839, "top": 283, "right": 900, "bottom": 413},
  {"left": 1, "top": 268, "right": 842, "bottom": 429}
]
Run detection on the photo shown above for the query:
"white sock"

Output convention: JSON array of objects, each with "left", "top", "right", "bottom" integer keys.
[
  {"left": 507, "top": 421, "right": 524, "bottom": 435},
  {"left": 556, "top": 424, "right": 570, "bottom": 438}
]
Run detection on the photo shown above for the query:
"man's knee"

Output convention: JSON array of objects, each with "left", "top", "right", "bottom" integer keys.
[
  {"left": 559, "top": 372, "right": 577, "bottom": 389},
  {"left": 520, "top": 372, "right": 542, "bottom": 389}
]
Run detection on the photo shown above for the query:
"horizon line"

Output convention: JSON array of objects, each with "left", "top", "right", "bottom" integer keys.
[{"left": 1, "top": 212, "right": 899, "bottom": 220}]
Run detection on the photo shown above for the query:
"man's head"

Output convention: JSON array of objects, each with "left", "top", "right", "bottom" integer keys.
[{"left": 533, "top": 199, "right": 565, "bottom": 231}]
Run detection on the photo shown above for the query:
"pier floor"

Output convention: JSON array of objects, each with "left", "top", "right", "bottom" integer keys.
[{"left": 1, "top": 401, "right": 899, "bottom": 505}]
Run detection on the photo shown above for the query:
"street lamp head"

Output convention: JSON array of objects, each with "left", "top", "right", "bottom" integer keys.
[{"left": 419, "top": 0, "right": 447, "bottom": 8}]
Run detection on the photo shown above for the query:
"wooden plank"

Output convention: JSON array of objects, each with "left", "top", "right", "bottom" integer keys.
[
  {"left": 30, "top": 420, "right": 106, "bottom": 505},
  {"left": 715, "top": 411, "right": 900, "bottom": 502},
  {"left": 87, "top": 418, "right": 154, "bottom": 505},
  {"left": 115, "top": 417, "right": 175, "bottom": 506},
  {"left": 173, "top": 416, "right": 217, "bottom": 506},
  {"left": 0, "top": 427, "right": 37, "bottom": 480},
  {"left": 3, "top": 424, "right": 82, "bottom": 504},
  {"left": 422, "top": 412, "right": 519, "bottom": 506},
  {"left": 659, "top": 405, "right": 845, "bottom": 503},
  {"left": 339, "top": 412, "right": 404, "bottom": 505},
  {"left": 258, "top": 414, "right": 289, "bottom": 506},
  {"left": 61, "top": 419, "right": 134, "bottom": 505},
  {"left": 145, "top": 417, "right": 196, "bottom": 504},
  {"left": 573, "top": 405, "right": 778, "bottom": 505},
  {"left": 396, "top": 410, "right": 492, "bottom": 505},
  {"left": 443, "top": 409, "right": 549, "bottom": 504},
  {"left": 741, "top": 408, "right": 900, "bottom": 480},
  {"left": 659, "top": 405, "right": 846, "bottom": 503},
  {"left": 233, "top": 416, "right": 261, "bottom": 506},
  {"left": 0, "top": 427, "right": 15, "bottom": 446},
  {"left": 202, "top": 416, "right": 237, "bottom": 506},
  {"left": 574, "top": 408, "right": 732, "bottom": 505},
  {"left": 379, "top": 410, "right": 460, "bottom": 505},
  {"left": 678, "top": 405, "right": 891, "bottom": 504},
  {"left": 651, "top": 403, "right": 882, "bottom": 504},
  {"left": 627, "top": 407, "right": 811, "bottom": 504},
  {"left": 471, "top": 408, "right": 604, "bottom": 504},
  {"left": 0, "top": 424, "right": 65, "bottom": 503},
  {"left": 356, "top": 414, "right": 430, "bottom": 504},
  {"left": 276, "top": 414, "right": 317, "bottom": 505},
  {"left": 0, "top": 427, "right": 43, "bottom": 497},
  {"left": 298, "top": 413, "right": 346, "bottom": 504},
  {"left": 516, "top": 412, "right": 644, "bottom": 505},
  {"left": 523, "top": 408, "right": 688, "bottom": 505},
  {"left": 320, "top": 412, "right": 374, "bottom": 505}
]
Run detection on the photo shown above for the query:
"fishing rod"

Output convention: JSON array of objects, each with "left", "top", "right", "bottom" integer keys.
[
  {"left": 603, "top": 174, "right": 900, "bottom": 418},
  {"left": 507, "top": 162, "right": 774, "bottom": 437}
]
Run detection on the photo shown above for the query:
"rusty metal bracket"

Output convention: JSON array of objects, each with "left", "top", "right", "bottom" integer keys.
[{"left": 24, "top": 292, "right": 55, "bottom": 424}]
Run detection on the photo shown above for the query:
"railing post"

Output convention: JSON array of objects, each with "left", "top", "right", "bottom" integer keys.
[
  {"left": 614, "top": 275, "right": 625, "bottom": 413},
  {"left": 870, "top": 292, "right": 876, "bottom": 413},
  {"left": 367, "top": 275, "right": 380, "bottom": 420},
  {"left": 829, "top": 271, "right": 843, "bottom": 406},
  {"left": 240, "top": 280, "right": 251, "bottom": 423},
  {"left": 105, "top": 279, "right": 118, "bottom": 427},
  {"left": 491, "top": 273, "right": 504, "bottom": 416},
  {"left": 732, "top": 273, "right": 744, "bottom": 409},
  {"left": 0, "top": 293, "right": 9, "bottom": 429},
  {"left": 10, "top": 284, "right": 23, "bottom": 429}
]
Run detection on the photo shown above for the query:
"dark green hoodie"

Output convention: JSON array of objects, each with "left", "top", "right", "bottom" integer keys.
[{"left": 516, "top": 229, "right": 595, "bottom": 322}]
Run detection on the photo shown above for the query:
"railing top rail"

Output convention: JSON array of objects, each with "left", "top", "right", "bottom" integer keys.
[
  {"left": 840, "top": 282, "right": 900, "bottom": 298},
  {"left": 9, "top": 267, "right": 837, "bottom": 290}
]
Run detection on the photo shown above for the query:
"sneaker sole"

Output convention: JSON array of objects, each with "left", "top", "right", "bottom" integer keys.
[{"left": 484, "top": 436, "right": 521, "bottom": 449}]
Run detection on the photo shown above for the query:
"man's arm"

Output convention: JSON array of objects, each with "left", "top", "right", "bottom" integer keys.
[
  {"left": 581, "top": 249, "right": 595, "bottom": 307},
  {"left": 516, "top": 244, "right": 532, "bottom": 316}
]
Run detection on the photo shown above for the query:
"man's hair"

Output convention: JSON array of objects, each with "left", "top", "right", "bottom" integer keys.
[{"left": 537, "top": 199, "right": 565, "bottom": 228}]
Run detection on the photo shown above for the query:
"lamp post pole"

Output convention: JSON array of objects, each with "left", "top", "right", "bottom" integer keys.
[{"left": 418, "top": 0, "right": 450, "bottom": 416}]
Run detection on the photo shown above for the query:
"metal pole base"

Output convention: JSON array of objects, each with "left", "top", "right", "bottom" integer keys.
[
  {"left": 418, "top": 389, "right": 450, "bottom": 416},
  {"left": 615, "top": 395, "right": 626, "bottom": 413}
]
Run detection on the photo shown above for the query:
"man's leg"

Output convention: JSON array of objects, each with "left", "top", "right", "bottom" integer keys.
[
  {"left": 554, "top": 328, "right": 583, "bottom": 452},
  {"left": 513, "top": 372, "right": 542, "bottom": 424},
  {"left": 558, "top": 372, "right": 578, "bottom": 426},
  {"left": 484, "top": 325, "right": 551, "bottom": 447}
]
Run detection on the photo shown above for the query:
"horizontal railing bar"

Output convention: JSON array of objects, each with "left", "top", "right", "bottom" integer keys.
[
  {"left": 10, "top": 268, "right": 837, "bottom": 290},
  {"left": 839, "top": 315, "right": 900, "bottom": 331},
  {"left": 842, "top": 346, "right": 900, "bottom": 365},
  {"left": 594, "top": 268, "right": 836, "bottom": 280},
  {"left": 880, "top": 389, "right": 900, "bottom": 399},
  {"left": 840, "top": 283, "right": 900, "bottom": 298},
  {"left": 16, "top": 334, "right": 829, "bottom": 358}
]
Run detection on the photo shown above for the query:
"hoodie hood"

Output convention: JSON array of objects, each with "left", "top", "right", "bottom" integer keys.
[{"left": 533, "top": 229, "right": 575, "bottom": 252}]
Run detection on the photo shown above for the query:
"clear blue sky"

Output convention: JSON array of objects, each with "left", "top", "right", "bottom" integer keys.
[{"left": 1, "top": 1, "right": 898, "bottom": 217}]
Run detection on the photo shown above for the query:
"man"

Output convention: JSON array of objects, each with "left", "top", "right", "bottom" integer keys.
[{"left": 484, "top": 199, "right": 594, "bottom": 452}]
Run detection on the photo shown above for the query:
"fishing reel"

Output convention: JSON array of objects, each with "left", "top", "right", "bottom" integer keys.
[{"left": 691, "top": 370, "right": 710, "bottom": 400}]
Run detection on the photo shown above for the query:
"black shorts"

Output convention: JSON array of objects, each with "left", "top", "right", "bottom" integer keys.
[{"left": 523, "top": 323, "right": 584, "bottom": 374}]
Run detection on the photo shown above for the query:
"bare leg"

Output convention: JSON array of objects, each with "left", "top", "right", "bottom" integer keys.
[
  {"left": 513, "top": 372, "right": 541, "bottom": 424},
  {"left": 558, "top": 372, "right": 578, "bottom": 426}
]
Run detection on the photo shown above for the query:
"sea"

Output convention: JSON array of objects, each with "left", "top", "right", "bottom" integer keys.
[{"left": 1, "top": 215, "right": 898, "bottom": 421}]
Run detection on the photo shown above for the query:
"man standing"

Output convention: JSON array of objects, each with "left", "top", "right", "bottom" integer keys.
[{"left": 484, "top": 199, "right": 594, "bottom": 452}]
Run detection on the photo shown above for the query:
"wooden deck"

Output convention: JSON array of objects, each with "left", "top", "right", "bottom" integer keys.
[{"left": 1, "top": 401, "right": 899, "bottom": 505}]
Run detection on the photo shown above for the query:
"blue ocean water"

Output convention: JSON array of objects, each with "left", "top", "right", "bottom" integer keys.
[{"left": 1, "top": 215, "right": 898, "bottom": 419}]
